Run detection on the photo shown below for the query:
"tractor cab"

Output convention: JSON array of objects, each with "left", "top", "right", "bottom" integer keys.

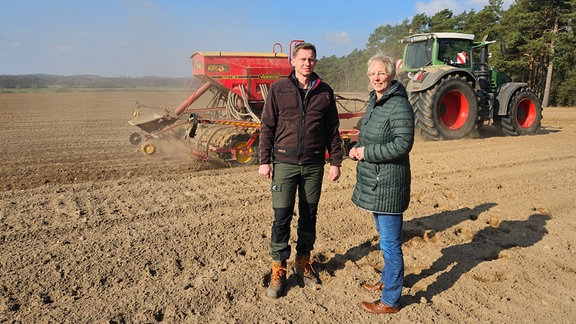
[{"left": 400, "top": 32, "right": 474, "bottom": 70}]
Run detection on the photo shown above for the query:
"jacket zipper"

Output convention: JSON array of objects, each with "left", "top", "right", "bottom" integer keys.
[
  {"left": 361, "top": 97, "right": 381, "bottom": 191},
  {"left": 372, "top": 164, "right": 380, "bottom": 191},
  {"left": 298, "top": 81, "right": 316, "bottom": 165},
  {"left": 298, "top": 89, "right": 308, "bottom": 164}
]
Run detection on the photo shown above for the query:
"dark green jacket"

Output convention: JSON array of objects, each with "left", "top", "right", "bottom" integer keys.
[{"left": 351, "top": 81, "right": 414, "bottom": 213}]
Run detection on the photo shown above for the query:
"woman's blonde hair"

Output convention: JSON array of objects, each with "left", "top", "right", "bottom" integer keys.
[{"left": 366, "top": 52, "right": 396, "bottom": 77}]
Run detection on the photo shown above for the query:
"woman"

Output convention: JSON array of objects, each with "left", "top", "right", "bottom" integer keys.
[{"left": 349, "top": 52, "right": 415, "bottom": 314}]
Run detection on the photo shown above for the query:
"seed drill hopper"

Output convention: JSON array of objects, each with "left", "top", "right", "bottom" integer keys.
[{"left": 128, "top": 40, "right": 365, "bottom": 165}]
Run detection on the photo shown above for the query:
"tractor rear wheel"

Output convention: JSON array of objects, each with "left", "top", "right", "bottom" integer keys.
[
  {"left": 410, "top": 75, "right": 478, "bottom": 140},
  {"left": 499, "top": 87, "right": 542, "bottom": 136}
]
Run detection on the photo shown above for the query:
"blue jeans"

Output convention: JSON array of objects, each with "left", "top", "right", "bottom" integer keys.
[{"left": 374, "top": 213, "right": 404, "bottom": 308}]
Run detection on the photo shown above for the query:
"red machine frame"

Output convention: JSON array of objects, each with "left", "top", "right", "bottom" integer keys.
[{"left": 128, "top": 40, "right": 365, "bottom": 164}]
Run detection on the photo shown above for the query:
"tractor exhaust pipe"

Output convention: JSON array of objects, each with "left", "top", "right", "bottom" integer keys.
[{"left": 477, "top": 38, "right": 492, "bottom": 92}]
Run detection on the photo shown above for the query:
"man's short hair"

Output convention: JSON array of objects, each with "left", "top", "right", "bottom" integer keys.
[{"left": 293, "top": 42, "right": 317, "bottom": 57}]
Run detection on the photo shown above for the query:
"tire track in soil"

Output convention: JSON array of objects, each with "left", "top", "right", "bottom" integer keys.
[{"left": 1, "top": 92, "right": 575, "bottom": 323}]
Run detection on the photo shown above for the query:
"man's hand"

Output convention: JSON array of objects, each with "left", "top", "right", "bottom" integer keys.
[
  {"left": 258, "top": 164, "right": 272, "bottom": 179},
  {"left": 329, "top": 165, "right": 340, "bottom": 181}
]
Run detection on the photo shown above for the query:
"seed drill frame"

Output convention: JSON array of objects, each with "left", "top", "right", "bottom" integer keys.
[{"left": 128, "top": 40, "right": 365, "bottom": 165}]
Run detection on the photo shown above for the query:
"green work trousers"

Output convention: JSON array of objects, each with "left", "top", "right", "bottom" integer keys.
[{"left": 269, "top": 162, "right": 324, "bottom": 261}]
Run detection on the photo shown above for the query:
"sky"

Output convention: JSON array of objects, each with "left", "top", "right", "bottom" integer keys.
[{"left": 0, "top": 0, "right": 513, "bottom": 77}]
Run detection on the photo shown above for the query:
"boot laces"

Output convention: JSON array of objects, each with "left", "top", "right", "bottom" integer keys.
[
  {"left": 297, "top": 258, "right": 315, "bottom": 277},
  {"left": 271, "top": 263, "right": 287, "bottom": 281}
]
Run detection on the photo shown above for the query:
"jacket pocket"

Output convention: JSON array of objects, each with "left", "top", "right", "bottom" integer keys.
[{"left": 277, "top": 89, "right": 299, "bottom": 113}]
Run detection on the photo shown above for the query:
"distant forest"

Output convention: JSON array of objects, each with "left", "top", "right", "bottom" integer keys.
[
  {"left": 315, "top": 0, "right": 576, "bottom": 106},
  {"left": 2, "top": 0, "right": 574, "bottom": 106},
  {"left": 0, "top": 74, "right": 191, "bottom": 90}
]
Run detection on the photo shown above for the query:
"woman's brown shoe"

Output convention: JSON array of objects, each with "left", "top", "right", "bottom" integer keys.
[
  {"left": 362, "top": 282, "right": 384, "bottom": 291},
  {"left": 360, "top": 300, "right": 399, "bottom": 314}
]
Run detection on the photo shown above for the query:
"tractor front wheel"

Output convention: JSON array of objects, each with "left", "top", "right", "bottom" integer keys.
[
  {"left": 500, "top": 87, "right": 542, "bottom": 136},
  {"left": 410, "top": 75, "right": 478, "bottom": 140}
]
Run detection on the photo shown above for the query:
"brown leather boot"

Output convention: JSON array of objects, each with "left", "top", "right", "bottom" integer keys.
[
  {"left": 266, "top": 261, "right": 287, "bottom": 299},
  {"left": 295, "top": 255, "right": 319, "bottom": 287},
  {"left": 362, "top": 281, "right": 385, "bottom": 291},
  {"left": 360, "top": 300, "right": 400, "bottom": 314}
]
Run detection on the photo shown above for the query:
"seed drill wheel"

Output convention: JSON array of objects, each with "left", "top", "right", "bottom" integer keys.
[
  {"left": 186, "top": 123, "right": 258, "bottom": 165},
  {"left": 186, "top": 123, "right": 231, "bottom": 161},
  {"left": 129, "top": 132, "right": 142, "bottom": 145},
  {"left": 142, "top": 144, "right": 156, "bottom": 155},
  {"left": 227, "top": 134, "right": 258, "bottom": 166},
  {"left": 410, "top": 75, "right": 478, "bottom": 140},
  {"left": 499, "top": 87, "right": 542, "bottom": 136}
]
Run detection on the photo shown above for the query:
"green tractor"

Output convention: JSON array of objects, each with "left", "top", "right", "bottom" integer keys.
[{"left": 397, "top": 32, "right": 542, "bottom": 140}]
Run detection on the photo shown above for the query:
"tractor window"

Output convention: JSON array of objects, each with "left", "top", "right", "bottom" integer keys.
[
  {"left": 404, "top": 40, "right": 433, "bottom": 69},
  {"left": 437, "top": 39, "right": 472, "bottom": 68}
]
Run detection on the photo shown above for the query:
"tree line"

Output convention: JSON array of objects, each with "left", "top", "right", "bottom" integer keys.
[
  {"left": 315, "top": 0, "right": 576, "bottom": 107},
  {"left": 0, "top": 74, "right": 190, "bottom": 90},
  {"left": 2, "top": 1, "right": 573, "bottom": 106}
]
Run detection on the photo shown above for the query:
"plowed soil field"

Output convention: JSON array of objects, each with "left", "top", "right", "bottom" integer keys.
[{"left": 1, "top": 91, "right": 575, "bottom": 323}]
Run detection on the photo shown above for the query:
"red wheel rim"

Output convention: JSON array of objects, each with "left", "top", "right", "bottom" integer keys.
[
  {"left": 439, "top": 90, "right": 469, "bottom": 130},
  {"left": 516, "top": 98, "right": 536, "bottom": 128}
]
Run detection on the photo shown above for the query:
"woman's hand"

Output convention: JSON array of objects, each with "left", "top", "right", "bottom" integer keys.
[{"left": 348, "top": 146, "right": 365, "bottom": 161}]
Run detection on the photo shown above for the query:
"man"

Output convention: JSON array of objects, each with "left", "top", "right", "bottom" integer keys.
[{"left": 258, "top": 42, "right": 342, "bottom": 299}]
